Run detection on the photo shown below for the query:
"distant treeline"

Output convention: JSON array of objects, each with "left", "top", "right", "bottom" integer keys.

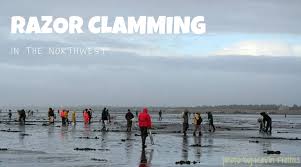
[{"left": 195, "top": 104, "right": 301, "bottom": 110}]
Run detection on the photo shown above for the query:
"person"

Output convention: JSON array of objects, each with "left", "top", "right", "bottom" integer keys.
[
  {"left": 125, "top": 109, "right": 134, "bottom": 132},
  {"left": 207, "top": 112, "right": 215, "bottom": 132},
  {"left": 158, "top": 110, "right": 162, "bottom": 121},
  {"left": 83, "top": 109, "right": 90, "bottom": 124},
  {"left": 18, "top": 109, "right": 26, "bottom": 123},
  {"left": 88, "top": 108, "right": 93, "bottom": 124},
  {"left": 60, "top": 110, "right": 66, "bottom": 125},
  {"left": 138, "top": 107, "right": 152, "bottom": 149},
  {"left": 260, "top": 112, "right": 272, "bottom": 133},
  {"left": 8, "top": 110, "right": 12, "bottom": 121},
  {"left": 72, "top": 111, "right": 76, "bottom": 125},
  {"left": 257, "top": 117, "right": 264, "bottom": 132},
  {"left": 193, "top": 112, "right": 202, "bottom": 136},
  {"left": 65, "top": 110, "right": 69, "bottom": 124},
  {"left": 48, "top": 108, "right": 55, "bottom": 124},
  {"left": 101, "top": 108, "right": 110, "bottom": 130},
  {"left": 182, "top": 110, "right": 189, "bottom": 136}
]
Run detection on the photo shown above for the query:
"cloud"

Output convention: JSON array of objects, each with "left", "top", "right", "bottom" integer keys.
[
  {"left": 1, "top": 0, "right": 301, "bottom": 34},
  {"left": 213, "top": 40, "right": 301, "bottom": 57}
]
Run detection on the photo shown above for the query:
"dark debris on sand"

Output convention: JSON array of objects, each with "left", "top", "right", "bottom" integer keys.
[
  {"left": 277, "top": 131, "right": 289, "bottom": 133},
  {"left": 74, "top": 148, "right": 96, "bottom": 151},
  {"left": 264, "top": 150, "right": 281, "bottom": 154},
  {"left": 249, "top": 140, "right": 259, "bottom": 143},
  {"left": 190, "top": 144, "right": 213, "bottom": 148},
  {"left": 121, "top": 139, "right": 135, "bottom": 142},
  {"left": 91, "top": 158, "right": 108, "bottom": 162},
  {"left": 20, "top": 133, "right": 31, "bottom": 136},
  {"left": 74, "top": 148, "right": 110, "bottom": 151},
  {"left": 175, "top": 160, "right": 200, "bottom": 165},
  {"left": 190, "top": 144, "right": 202, "bottom": 147},
  {"left": 0, "top": 129, "right": 21, "bottom": 132},
  {"left": 78, "top": 136, "right": 100, "bottom": 139},
  {"left": 250, "top": 136, "right": 301, "bottom": 140}
]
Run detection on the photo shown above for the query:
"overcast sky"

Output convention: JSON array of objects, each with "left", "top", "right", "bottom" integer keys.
[{"left": 0, "top": 0, "right": 300, "bottom": 107}]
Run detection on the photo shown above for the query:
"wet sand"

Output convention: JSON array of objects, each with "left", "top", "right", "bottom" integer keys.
[{"left": 1, "top": 112, "right": 301, "bottom": 167}]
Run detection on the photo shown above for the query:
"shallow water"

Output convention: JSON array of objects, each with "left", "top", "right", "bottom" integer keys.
[{"left": 1, "top": 112, "right": 301, "bottom": 167}]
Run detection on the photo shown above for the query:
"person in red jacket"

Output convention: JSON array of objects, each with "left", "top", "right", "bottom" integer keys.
[
  {"left": 83, "top": 109, "right": 90, "bottom": 124},
  {"left": 138, "top": 107, "right": 152, "bottom": 149}
]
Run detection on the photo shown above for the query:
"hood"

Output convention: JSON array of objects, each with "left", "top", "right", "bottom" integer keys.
[{"left": 143, "top": 107, "right": 148, "bottom": 113}]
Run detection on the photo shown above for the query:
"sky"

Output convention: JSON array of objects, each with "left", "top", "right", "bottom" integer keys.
[{"left": 0, "top": 0, "right": 300, "bottom": 107}]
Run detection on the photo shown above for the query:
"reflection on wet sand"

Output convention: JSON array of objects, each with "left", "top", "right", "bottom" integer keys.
[
  {"left": 83, "top": 123, "right": 91, "bottom": 137},
  {"left": 18, "top": 124, "right": 25, "bottom": 143},
  {"left": 182, "top": 135, "right": 189, "bottom": 161},
  {"left": 259, "top": 132, "right": 272, "bottom": 151},
  {"left": 60, "top": 125, "right": 68, "bottom": 140},
  {"left": 125, "top": 132, "right": 134, "bottom": 161},
  {"left": 101, "top": 130, "right": 108, "bottom": 149},
  {"left": 205, "top": 134, "right": 214, "bottom": 155},
  {"left": 193, "top": 136, "right": 202, "bottom": 161},
  {"left": 139, "top": 148, "right": 153, "bottom": 167},
  {"left": 47, "top": 124, "right": 54, "bottom": 138},
  {"left": 70, "top": 124, "right": 77, "bottom": 137}
]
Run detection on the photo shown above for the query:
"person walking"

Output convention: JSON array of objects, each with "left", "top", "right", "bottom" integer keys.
[
  {"left": 158, "top": 110, "right": 162, "bottom": 121},
  {"left": 207, "top": 112, "right": 215, "bottom": 132},
  {"left": 182, "top": 110, "right": 189, "bottom": 136},
  {"left": 125, "top": 109, "right": 134, "bottom": 132},
  {"left": 101, "top": 108, "right": 110, "bottom": 130},
  {"left": 8, "top": 110, "right": 12, "bottom": 121},
  {"left": 18, "top": 109, "right": 26, "bottom": 124},
  {"left": 138, "top": 108, "right": 152, "bottom": 149},
  {"left": 48, "top": 108, "right": 55, "bottom": 124}
]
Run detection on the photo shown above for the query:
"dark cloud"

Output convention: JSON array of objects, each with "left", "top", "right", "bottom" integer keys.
[{"left": 1, "top": 52, "right": 301, "bottom": 106}]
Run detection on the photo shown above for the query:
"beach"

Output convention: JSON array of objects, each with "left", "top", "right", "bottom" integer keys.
[{"left": 1, "top": 111, "right": 301, "bottom": 167}]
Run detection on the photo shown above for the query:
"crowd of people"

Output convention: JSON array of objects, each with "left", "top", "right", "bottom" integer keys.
[{"left": 4, "top": 107, "right": 273, "bottom": 151}]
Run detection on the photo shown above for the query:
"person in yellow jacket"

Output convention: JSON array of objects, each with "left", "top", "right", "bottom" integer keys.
[
  {"left": 193, "top": 112, "right": 202, "bottom": 136},
  {"left": 72, "top": 111, "right": 76, "bottom": 125}
]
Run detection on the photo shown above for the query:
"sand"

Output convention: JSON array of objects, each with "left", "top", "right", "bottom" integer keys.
[{"left": 0, "top": 111, "right": 301, "bottom": 167}]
